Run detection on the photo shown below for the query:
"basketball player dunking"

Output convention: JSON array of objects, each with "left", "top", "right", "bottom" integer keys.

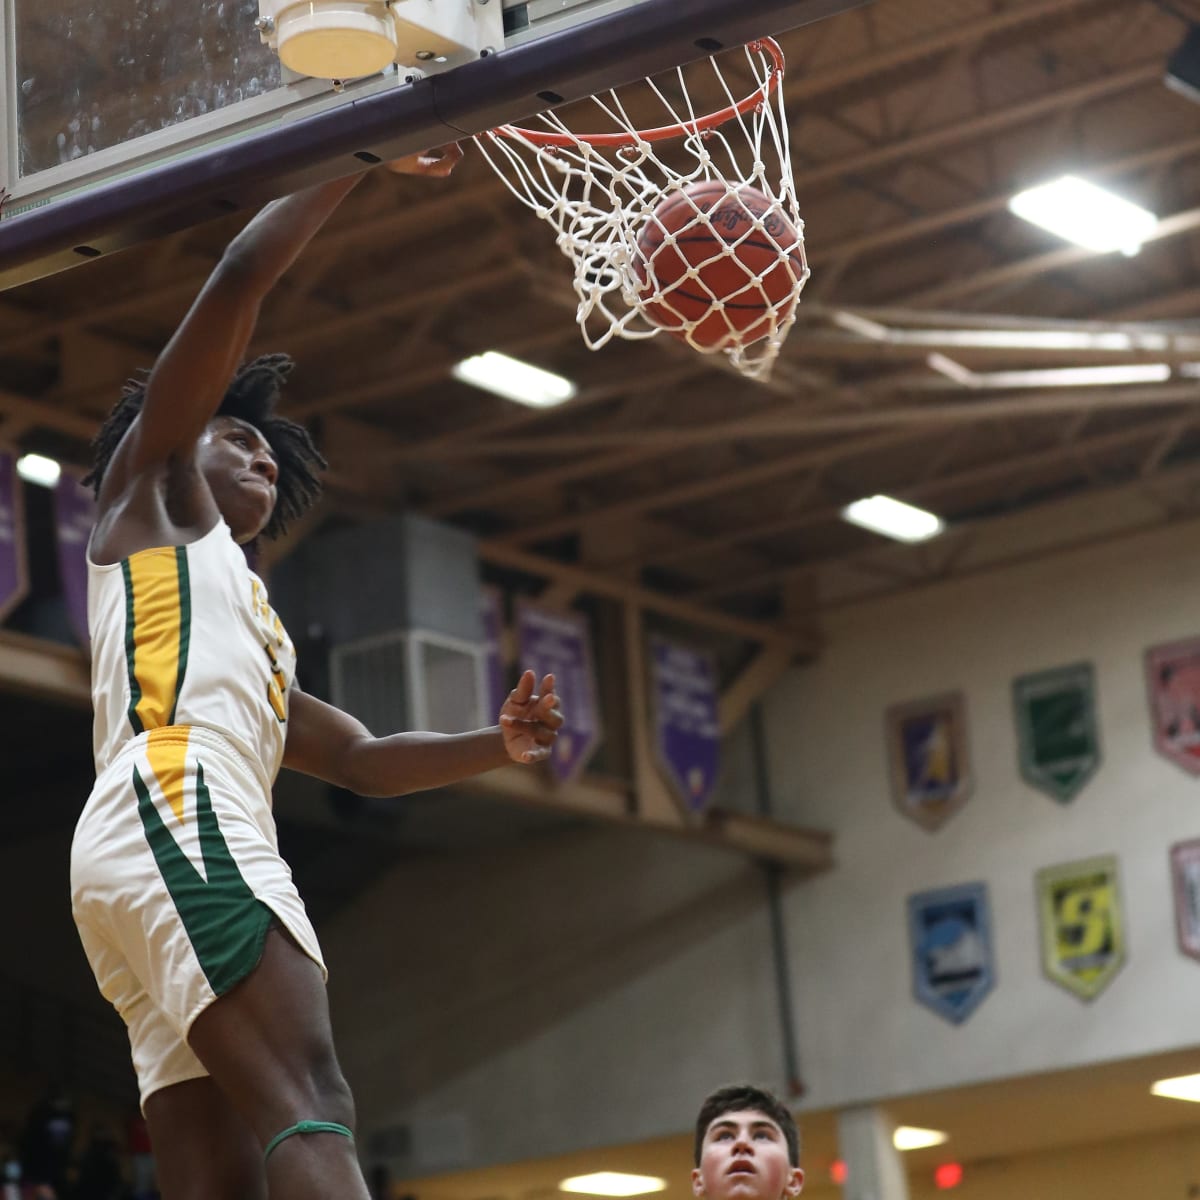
[{"left": 70, "top": 147, "right": 563, "bottom": 1200}]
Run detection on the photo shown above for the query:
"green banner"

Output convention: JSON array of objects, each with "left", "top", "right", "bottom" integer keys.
[{"left": 1013, "top": 662, "right": 1100, "bottom": 804}]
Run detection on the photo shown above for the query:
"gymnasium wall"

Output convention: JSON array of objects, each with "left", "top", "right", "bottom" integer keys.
[
  {"left": 322, "top": 825, "right": 787, "bottom": 1168},
  {"left": 769, "top": 511, "right": 1200, "bottom": 1108},
  {"left": 321, "top": 507, "right": 1200, "bottom": 1169}
]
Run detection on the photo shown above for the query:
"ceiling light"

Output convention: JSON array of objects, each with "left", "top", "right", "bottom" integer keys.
[
  {"left": 16, "top": 453, "right": 62, "bottom": 487},
  {"left": 1008, "top": 175, "right": 1158, "bottom": 256},
  {"left": 893, "top": 1126, "right": 950, "bottom": 1152},
  {"left": 558, "top": 1174, "right": 668, "bottom": 1197},
  {"left": 452, "top": 351, "right": 576, "bottom": 408},
  {"left": 1151, "top": 1073, "right": 1200, "bottom": 1102},
  {"left": 927, "top": 357, "right": 1173, "bottom": 389},
  {"left": 842, "top": 495, "right": 945, "bottom": 544}
]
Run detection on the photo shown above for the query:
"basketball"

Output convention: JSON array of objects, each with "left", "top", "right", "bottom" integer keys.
[{"left": 634, "top": 181, "right": 807, "bottom": 350}]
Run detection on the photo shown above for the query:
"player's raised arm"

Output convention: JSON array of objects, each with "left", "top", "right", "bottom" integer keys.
[{"left": 105, "top": 174, "right": 364, "bottom": 495}]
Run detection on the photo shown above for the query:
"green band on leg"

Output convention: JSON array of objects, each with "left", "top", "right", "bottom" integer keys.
[{"left": 264, "top": 1120, "right": 354, "bottom": 1163}]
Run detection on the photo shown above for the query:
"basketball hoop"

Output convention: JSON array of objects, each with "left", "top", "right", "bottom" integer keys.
[{"left": 474, "top": 39, "right": 808, "bottom": 381}]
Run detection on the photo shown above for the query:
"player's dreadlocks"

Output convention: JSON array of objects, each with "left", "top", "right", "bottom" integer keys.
[{"left": 83, "top": 353, "right": 326, "bottom": 541}]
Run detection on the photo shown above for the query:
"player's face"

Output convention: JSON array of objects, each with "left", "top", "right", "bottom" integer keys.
[
  {"left": 197, "top": 416, "right": 278, "bottom": 543},
  {"left": 692, "top": 1110, "right": 803, "bottom": 1200}
]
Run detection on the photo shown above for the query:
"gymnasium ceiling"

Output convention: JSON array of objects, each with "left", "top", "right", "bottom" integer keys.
[{"left": 3, "top": 0, "right": 1200, "bottom": 647}]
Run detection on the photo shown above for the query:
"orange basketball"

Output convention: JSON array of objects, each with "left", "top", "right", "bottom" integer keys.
[{"left": 634, "top": 181, "right": 807, "bottom": 350}]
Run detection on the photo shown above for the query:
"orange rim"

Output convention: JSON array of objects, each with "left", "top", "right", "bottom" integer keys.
[{"left": 488, "top": 38, "right": 785, "bottom": 149}]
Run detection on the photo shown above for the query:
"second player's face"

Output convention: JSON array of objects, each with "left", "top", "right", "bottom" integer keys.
[
  {"left": 692, "top": 1110, "right": 804, "bottom": 1200},
  {"left": 197, "top": 416, "right": 278, "bottom": 543}
]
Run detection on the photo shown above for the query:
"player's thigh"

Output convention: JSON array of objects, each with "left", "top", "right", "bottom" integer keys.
[
  {"left": 144, "top": 1077, "right": 265, "bottom": 1200},
  {"left": 186, "top": 922, "right": 355, "bottom": 1144}
]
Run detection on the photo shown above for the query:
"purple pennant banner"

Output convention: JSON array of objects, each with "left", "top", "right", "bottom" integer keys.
[
  {"left": 0, "top": 454, "right": 29, "bottom": 622},
  {"left": 480, "top": 587, "right": 509, "bottom": 721},
  {"left": 53, "top": 473, "right": 96, "bottom": 650},
  {"left": 515, "top": 602, "right": 602, "bottom": 783},
  {"left": 649, "top": 635, "right": 720, "bottom": 815}
]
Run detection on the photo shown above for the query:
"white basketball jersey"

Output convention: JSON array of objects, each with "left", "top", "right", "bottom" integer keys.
[{"left": 88, "top": 520, "right": 297, "bottom": 786}]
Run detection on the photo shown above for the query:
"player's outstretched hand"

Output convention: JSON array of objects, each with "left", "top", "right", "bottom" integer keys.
[
  {"left": 385, "top": 142, "right": 464, "bottom": 178},
  {"left": 499, "top": 670, "right": 563, "bottom": 765}
]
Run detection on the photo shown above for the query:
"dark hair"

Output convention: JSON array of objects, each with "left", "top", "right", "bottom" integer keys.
[
  {"left": 83, "top": 353, "right": 326, "bottom": 541},
  {"left": 693, "top": 1085, "right": 800, "bottom": 1167}
]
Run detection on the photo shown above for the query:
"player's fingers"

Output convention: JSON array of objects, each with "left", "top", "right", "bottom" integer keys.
[
  {"left": 425, "top": 141, "right": 464, "bottom": 170},
  {"left": 521, "top": 745, "right": 552, "bottom": 763},
  {"left": 509, "top": 669, "right": 535, "bottom": 705},
  {"left": 540, "top": 673, "right": 555, "bottom": 697}
]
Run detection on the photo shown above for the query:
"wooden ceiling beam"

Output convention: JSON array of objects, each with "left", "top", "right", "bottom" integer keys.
[
  {"left": 906, "top": 205, "right": 1200, "bottom": 307},
  {"left": 808, "top": 135, "right": 1200, "bottom": 268},
  {"left": 790, "top": 60, "right": 1160, "bottom": 192},
  {"left": 476, "top": 541, "right": 808, "bottom": 649},
  {"left": 689, "top": 413, "right": 1191, "bottom": 599},
  {"left": 487, "top": 427, "right": 939, "bottom": 547},
  {"left": 370, "top": 362, "right": 709, "bottom": 466},
  {"left": 785, "top": 0, "right": 1109, "bottom": 103},
  {"left": 439, "top": 382, "right": 1200, "bottom": 460}
]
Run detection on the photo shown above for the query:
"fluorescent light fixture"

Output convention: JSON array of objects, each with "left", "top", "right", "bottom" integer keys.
[
  {"left": 1151, "top": 1073, "right": 1200, "bottom": 1102},
  {"left": 927, "top": 356, "right": 1173, "bottom": 389},
  {"left": 1008, "top": 175, "right": 1158, "bottom": 256},
  {"left": 842, "top": 495, "right": 945, "bottom": 544},
  {"left": 558, "top": 1174, "right": 668, "bottom": 1197},
  {"left": 892, "top": 1126, "right": 950, "bottom": 1152},
  {"left": 452, "top": 350, "right": 576, "bottom": 408},
  {"left": 16, "top": 453, "right": 61, "bottom": 487}
]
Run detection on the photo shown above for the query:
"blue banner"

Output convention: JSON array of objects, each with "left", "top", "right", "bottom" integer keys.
[{"left": 908, "top": 881, "right": 995, "bottom": 1024}]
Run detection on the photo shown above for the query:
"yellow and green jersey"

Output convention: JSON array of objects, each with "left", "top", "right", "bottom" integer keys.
[{"left": 88, "top": 519, "right": 297, "bottom": 787}]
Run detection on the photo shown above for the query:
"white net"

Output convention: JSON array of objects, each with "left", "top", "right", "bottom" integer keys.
[{"left": 473, "top": 40, "right": 808, "bottom": 381}]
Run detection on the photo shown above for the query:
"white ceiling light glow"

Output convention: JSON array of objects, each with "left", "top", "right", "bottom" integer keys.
[
  {"left": 558, "top": 1174, "right": 668, "bottom": 1197},
  {"left": 842, "top": 495, "right": 945, "bottom": 544},
  {"left": 892, "top": 1126, "right": 950, "bottom": 1151},
  {"left": 452, "top": 351, "right": 577, "bottom": 408},
  {"left": 1151, "top": 1074, "right": 1200, "bottom": 1103},
  {"left": 1008, "top": 175, "right": 1159, "bottom": 256},
  {"left": 16, "top": 453, "right": 62, "bottom": 488}
]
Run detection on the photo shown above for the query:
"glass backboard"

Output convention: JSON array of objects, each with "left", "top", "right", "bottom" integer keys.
[{"left": 0, "top": 0, "right": 866, "bottom": 289}]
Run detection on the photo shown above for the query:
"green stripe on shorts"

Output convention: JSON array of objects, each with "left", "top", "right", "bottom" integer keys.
[{"left": 135, "top": 760, "right": 273, "bottom": 997}]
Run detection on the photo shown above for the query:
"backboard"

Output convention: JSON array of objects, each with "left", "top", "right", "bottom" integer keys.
[{"left": 0, "top": 0, "right": 866, "bottom": 289}]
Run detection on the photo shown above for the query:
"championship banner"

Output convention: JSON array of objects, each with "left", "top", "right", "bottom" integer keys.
[
  {"left": 648, "top": 635, "right": 720, "bottom": 816},
  {"left": 515, "top": 602, "right": 602, "bottom": 783},
  {"left": 907, "top": 882, "right": 995, "bottom": 1025},
  {"left": 0, "top": 453, "right": 29, "bottom": 623},
  {"left": 53, "top": 472, "right": 96, "bottom": 649},
  {"left": 1036, "top": 855, "right": 1125, "bottom": 1001},
  {"left": 1170, "top": 839, "right": 1200, "bottom": 962},
  {"left": 885, "top": 692, "right": 971, "bottom": 831},
  {"left": 1146, "top": 637, "right": 1200, "bottom": 776},
  {"left": 480, "top": 587, "right": 509, "bottom": 719},
  {"left": 1013, "top": 662, "right": 1100, "bottom": 803}
]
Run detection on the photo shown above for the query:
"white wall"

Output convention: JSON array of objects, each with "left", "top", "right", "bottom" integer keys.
[
  {"left": 767, "top": 516, "right": 1200, "bottom": 1109},
  {"left": 323, "top": 826, "right": 787, "bottom": 1167}
]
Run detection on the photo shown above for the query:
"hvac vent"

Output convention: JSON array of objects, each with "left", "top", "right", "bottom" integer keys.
[{"left": 330, "top": 628, "right": 487, "bottom": 737}]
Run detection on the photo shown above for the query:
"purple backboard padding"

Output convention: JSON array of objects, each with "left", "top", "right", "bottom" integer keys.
[{"left": 0, "top": 0, "right": 865, "bottom": 290}]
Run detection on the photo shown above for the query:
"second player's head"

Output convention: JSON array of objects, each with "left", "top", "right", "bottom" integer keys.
[
  {"left": 692, "top": 1085, "right": 803, "bottom": 1200},
  {"left": 86, "top": 352, "right": 327, "bottom": 544}
]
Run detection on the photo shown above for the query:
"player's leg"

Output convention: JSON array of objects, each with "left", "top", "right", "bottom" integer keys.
[
  {"left": 143, "top": 1078, "right": 265, "bottom": 1200},
  {"left": 185, "top": 923, "right": 370, "bottom": 1199}
]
